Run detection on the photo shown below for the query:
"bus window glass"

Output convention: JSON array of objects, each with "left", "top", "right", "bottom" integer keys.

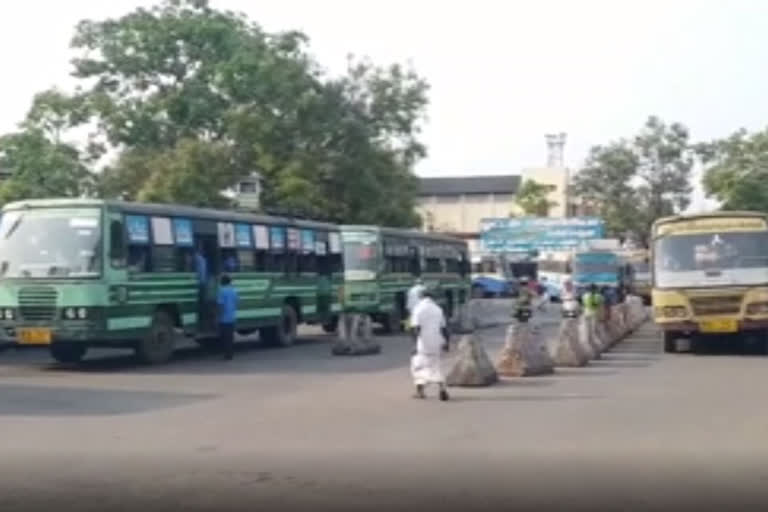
[
  {"left": 654, "top": 231, "right": 768, "bottom": 287},
  {"left": 0, "top": 208, "right": 102, "bottom": 278}
]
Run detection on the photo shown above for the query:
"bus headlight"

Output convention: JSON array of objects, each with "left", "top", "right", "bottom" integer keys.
[
  {"left": 76, "top": 307, "right": 88, "bottom": 320},
  {"left": 64, "top": 307, "right": 77, "bottom": 320},
  {"left": 3, "top": 309, "right": 14, "bottom": 320},
  {"left": 746, "top": 302, "right": 768, "bottom": 315},
  {"left": 662, "top": 306, "right": 688, "bottom": 318}
]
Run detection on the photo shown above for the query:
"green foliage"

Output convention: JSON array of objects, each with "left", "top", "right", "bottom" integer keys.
[
  {"left": 0, "top": 129, "right": 93, "bottom": 204},
  {"left": 698, "top": 128, "right": 768, "bottom": 212},
  {"left": 573, "top": 116, "right": 693, "bottom": 245},
  {"left": 54, "top": 0, "right": 427, "bottom": 224},
  {"left": 515, "top": 179, "right": 557, "bottom": 216}
]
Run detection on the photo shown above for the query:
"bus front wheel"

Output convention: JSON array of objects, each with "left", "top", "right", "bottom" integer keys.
[
  {"left": 136, "top": 310, "right": 176, "bottom": 365},
  {"left": 50, "top": 343, "right": 87, "bottom": 364},
  {"left": 322, "top": 316, "right": 339, "bottom": 334},
  {"left": 663, "top": 331, "right": 678, "bottom": 353}
]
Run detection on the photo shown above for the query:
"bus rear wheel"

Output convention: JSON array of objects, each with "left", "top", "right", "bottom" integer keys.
[
  {"left": 382, "top": 307, "right": 402, "bottom": 334},
  {"left": 136, "top": 310, "right": 176, "bottom": 365},
  {"left": 50, "top": 343, "right": 87, "bottom": 364},
  {"left": 261, "top": 304, "right": 298, "bottom": 347}
]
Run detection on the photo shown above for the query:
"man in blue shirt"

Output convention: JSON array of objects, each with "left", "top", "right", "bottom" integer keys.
[{"left": 217, "top": 274, "right": 239, "bottom": 360}]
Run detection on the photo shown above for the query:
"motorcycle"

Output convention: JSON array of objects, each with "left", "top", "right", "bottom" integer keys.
[{"left": 561, "top": 294, "right": 581, "bottom": 318}]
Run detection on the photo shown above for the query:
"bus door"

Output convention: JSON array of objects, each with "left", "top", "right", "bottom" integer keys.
[{"left": 193, "top": 220, "right": 221, "bottom": 332}]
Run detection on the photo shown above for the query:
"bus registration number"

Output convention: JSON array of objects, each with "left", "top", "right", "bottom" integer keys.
[
  {"left": 699, "top": 319, "right": 738, "bottom": 334},
  {"left": 18, "top": 328, "right": 52, "bottom": 345}
]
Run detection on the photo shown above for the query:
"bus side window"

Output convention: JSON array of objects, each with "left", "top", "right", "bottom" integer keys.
[
  {"left": 238, "top": 250, "right": 256, "bottom": 272},
  {"left": 299, "top": 252, "right": 317, "bottom": 275},
  {"left": 109, "top": 219, "right": 126, "bottom": 268},
  {"left": 409, "top": 248, "right": 421, "bottom": 277},
  {"left": 128, "top": 245, "right": 149, "bottom": 272}
]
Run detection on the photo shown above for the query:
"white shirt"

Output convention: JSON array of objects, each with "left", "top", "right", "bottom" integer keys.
[
  {"left": 406, "top": 284, "right": 426, "bottom": 313},
  {"left": 411, "top": 297, "right": 446, "bottom": 355}
]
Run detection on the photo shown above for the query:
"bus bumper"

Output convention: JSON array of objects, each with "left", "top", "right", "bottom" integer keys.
[{"left": 657, "top": 319, "right": 768, "bottom": 334}]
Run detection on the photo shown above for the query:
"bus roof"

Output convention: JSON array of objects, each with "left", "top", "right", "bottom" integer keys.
[
  {"left": 2, "top": 198, "right": 339, "bottom": 231},
  {"left": 652, "top": 210, "right": 768, "bottom": 229},
  {"left": 340, "top": 224, "right": 467, "bottom": 245}
]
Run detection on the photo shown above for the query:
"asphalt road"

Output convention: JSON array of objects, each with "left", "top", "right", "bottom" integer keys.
[{"left": 1, "top": 305, "right": 768, "bottom": 511}]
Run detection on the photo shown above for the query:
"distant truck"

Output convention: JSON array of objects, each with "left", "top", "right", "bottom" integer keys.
[{"left": 571, "top": 250, "right": 625, "bottom": 303}]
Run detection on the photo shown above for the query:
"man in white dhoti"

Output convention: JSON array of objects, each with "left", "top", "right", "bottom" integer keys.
[{"left": 410, "top": 287, "right": 450, "bottom": 401}]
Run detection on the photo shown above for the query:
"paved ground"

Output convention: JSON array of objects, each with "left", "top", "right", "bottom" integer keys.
[{"left": 1, "top": 305, "right": 768, "bottom": 511}]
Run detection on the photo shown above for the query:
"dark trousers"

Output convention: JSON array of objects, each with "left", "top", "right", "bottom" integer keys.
[{"left": 219, "top": 322, "right": 235, "bottom": 358}]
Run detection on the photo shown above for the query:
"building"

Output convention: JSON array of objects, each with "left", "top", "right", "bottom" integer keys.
[
  {"left": 416, "top": 167, "right": 571, "bottom": 240},
  {"left": 222, "top": 172, "right": 262, "bottom": 212},
  {"left": 417, "top": 175, "right": 521, "bottom": 237}
]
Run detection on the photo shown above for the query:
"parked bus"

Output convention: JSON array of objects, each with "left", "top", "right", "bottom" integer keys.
[
  {"left": 651, "top": 211, "right": 768, "bottom": 353},
  {"left": 335, "top": 226, "right": 470, "bottom": 332},
  {"left": 0, "top": 198, "right": 342, "bottom": 364}
]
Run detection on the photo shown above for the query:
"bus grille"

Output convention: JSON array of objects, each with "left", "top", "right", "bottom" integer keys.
[
  {"left": 690, "top": 295, "right": 743, "bottom": 316},
  {"left": 18, "top": 286, "right": 58, "bottom": 322}
]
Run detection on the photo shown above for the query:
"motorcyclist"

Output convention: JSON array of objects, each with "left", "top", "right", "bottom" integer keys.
[
  {"left": 561, "top": 279, "right": 580, "bottom": 318},
  {"left": 514, "top": 276, "right": 534, "bottom": 322}
]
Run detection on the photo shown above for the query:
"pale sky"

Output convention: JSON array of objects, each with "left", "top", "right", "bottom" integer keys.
[{"left": 3, "top": 0, "right": 767, "bottom": 211}]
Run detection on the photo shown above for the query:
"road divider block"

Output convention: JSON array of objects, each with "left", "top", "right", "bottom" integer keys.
[
  {"left": 580, "top": 316, "right": 602, "bottom": 359},
  {"left": 496, "top": 321, "right": 555, "bottom": 377},
  {"left": 331, "top": 313, "right": 381, "bottom": 356},
  {"left": 553, "top": 317, "right": 589, "bottom": 367},
  {"left": 446, "top": 332, "right": 499, "bottom": 387}
]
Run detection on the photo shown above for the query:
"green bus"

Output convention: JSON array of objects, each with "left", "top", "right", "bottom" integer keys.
[
  {"left": 334, "top": 225, "right": 471, "bottom": 332},
  {"left": 0, "top": 198, "right": 343, "bottom": 364}
]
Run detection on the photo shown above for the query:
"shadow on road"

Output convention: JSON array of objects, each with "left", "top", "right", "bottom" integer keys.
[
  {"left": 1, "top": 334, "right": 417, "bottom": 376},
  {"left": 0, "top": 383, "right": 215, "bottom": 416},
  {"left": 448, "top": 393, "right": 604, "bottom": 403}
]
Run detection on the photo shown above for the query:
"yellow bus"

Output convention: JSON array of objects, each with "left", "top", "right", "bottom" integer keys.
[{"left": 651, "top": 211, "right": 768, "bottom": 353}]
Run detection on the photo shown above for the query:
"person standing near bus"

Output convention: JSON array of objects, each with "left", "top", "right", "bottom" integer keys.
[{"left": 217, "top": 274, "right": 239, "bottom": 360}]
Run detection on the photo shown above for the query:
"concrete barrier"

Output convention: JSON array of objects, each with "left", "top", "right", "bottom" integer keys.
[
  {"left": 496, "top": 322, "right": 555, "bottom": 377},
  {"left": 331, "top": 313, "right": 381, "bottom": 356},
  {"left": 553, "top": 317, "right": 589, "bottom": 367},
  {"left": 577, "top": 317, "right": 599, "bottom": 360},
  {"left": 446, "top": 332, "right": 499, "bottom": 387}
]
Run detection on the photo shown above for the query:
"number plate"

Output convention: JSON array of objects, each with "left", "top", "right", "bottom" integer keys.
[
  {"left": 699, "top": 319, "right": 738, "bottom": 333},
  {"left": 18, "top": 328, "right": 52, "bottom": 345}
]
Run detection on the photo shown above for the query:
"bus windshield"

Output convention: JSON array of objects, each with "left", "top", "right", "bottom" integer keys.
[
  {"left": 0, "top": 208, "right": 102, "bottom": 279},
  {"left": 654, "top": 231, "right": 768, "bottom": 288},
  {"left": 342, "top": 232, "right": 379, "bottom": 280}
]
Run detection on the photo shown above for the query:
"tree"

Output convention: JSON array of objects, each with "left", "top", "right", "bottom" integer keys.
[
  {"left": 0, "top": 129, "right": 92, "bottom": 205},
  {"left": 515, "top": 179, "right": 557, "bottom": 216},
  {"left": 572, "top": 116, "right": 693, "bottom": 246},
  {"left": 50, "top": 0, "right": 428, "bottom": 225},
  {"left": 698, "top": 128, "right": 768, "bottom": 212}
]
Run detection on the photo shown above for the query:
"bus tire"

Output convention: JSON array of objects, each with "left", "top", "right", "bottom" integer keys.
[
  {"left": 136, "top": 310, "right": 176, "bottom": 365},
  {"left": 663, "top": 331, "right": 677, "bottom": 353},
  {"left": 50, "top": 343, "right": 87, "bottom": 364},
  {"left": 383, "top": 307, "right": 402, "bottom": 334},
  {"left": 322, "top": 316, "right": 339, "bottom": 334},
  {"left": 262, "top": 304, "right": 299, "bottom": 347}
]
